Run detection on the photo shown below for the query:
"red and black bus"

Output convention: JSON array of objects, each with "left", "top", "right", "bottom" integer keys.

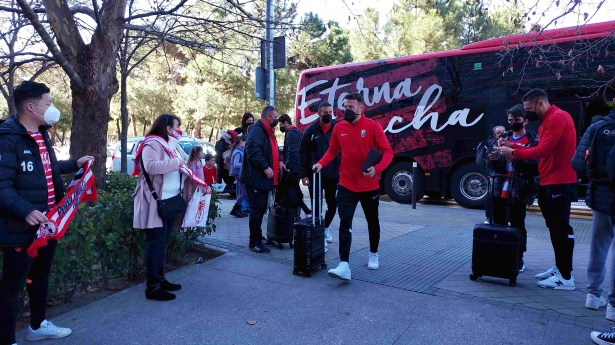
[{"left": 294, "top": 21, "right": 615, "bottom": 208}]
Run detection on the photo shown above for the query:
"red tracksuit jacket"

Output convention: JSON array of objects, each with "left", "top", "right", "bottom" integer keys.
[
  {"left": 513, "top": 105, "right": 577, "bottom": 186},
  {"left": 318, "top": 115, "right": 393, "bottom": 192}
]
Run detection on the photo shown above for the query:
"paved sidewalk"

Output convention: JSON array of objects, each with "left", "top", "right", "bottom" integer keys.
[
  {"left": 16, "top": 250, "right": 603, "bottom": 345},
  {"left": 13, "top": 195, "right": 611, "bottom": 345},
  {"left": 207, "top": 196, "right": 612, "bottom": 329}
]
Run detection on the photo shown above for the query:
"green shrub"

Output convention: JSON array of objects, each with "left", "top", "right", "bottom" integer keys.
[{"left": 0, "top": 171, "right": 221, "bottom": 304}]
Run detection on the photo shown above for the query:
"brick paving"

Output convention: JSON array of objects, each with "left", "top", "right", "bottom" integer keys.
[{"left": 203, "top": 190, "right": 611, "bottom": 330}]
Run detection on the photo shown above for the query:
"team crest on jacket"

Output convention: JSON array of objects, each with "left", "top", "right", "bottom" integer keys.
[{"left": 361, "top": 129, "right": 366, "bottom": 137}]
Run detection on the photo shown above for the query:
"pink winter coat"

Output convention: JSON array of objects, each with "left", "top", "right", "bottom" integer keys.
[{"left": 132, "top": 139, "right": 182, "bottom": 230}]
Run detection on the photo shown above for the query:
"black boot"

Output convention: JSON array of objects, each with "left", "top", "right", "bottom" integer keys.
[
  {"left": 145, "top": 286, "right": 176, "bottom": 301},
  {"left": 230, "top": 205, "right": 247, "bottom": 218},
  {"left": 160, "top": 279, "right": 182, "bottom": 291}
]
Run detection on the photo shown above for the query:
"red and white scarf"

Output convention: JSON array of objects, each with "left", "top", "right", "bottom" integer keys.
[
  {"left": 132, "top": 135, "right": 209, "bottom": 188},
  {"left": 27, "top": 160, "right": 97, "bottom": 258}
]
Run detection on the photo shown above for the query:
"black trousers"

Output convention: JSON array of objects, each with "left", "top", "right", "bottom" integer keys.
[
  {"left": 143, "top": 217, "right": 174, "bottom": 288},
  {"left": 538, "top": 184, "right": 576, "bottom": 279},
  {"left": 336, "top": 186, "right": 381, "bottom": 263},
  {"left": 307, "top": 174, "right": 339, "bottom": 229},
  {"left": 492, "top": 197, "right": 528, "bottom": 258},
  {"left": 0, "top": 240, "right": 57, "bottom": 345},
  {"left": 246, "top": 186, "right": 270, "bottom": 245}
]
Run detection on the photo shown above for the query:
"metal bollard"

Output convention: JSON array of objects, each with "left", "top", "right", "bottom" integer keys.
[{"left": 412, "top": 162, "right": 417, "bottom": 209}]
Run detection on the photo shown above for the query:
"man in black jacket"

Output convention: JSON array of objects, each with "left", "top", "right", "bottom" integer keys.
[
  {"left": 0, "top": 81, "right": 93, "bottom": 344},
  {"left": 486, "top": 105, "right": 539, "bottom": 273},
  {"left": 572, "top": 105, "right": 615, "bottom": 314},
  {"left": 299, "top": 102, "right": 340, "bottom": 243},
  {"left": 279, "top": 114, "right": 311, "bottom": 215},
  {"left": 240, "top": 105, "right": 281, "bottom": 254}
]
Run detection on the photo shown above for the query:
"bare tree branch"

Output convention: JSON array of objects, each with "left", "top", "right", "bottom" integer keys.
[
  {"left": 125, "top": 0, "right": 189, "bottom": 22},
  {"left": 91, "top": 0, "right": 103, "bottom": 35},
  {"left": 14, "top": 0, "right": 83, "bottom": 89}
]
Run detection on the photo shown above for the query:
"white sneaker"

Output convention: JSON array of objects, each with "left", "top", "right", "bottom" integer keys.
[
  {"left": 27, "top": 320, "right": 72, "bottom": 341},
  {"left": 368, "top": 252, "right": 379, "bottom": 270},
  {"left": 535, "top": 265, "right": 559, "bottom": 280},
  {"left": 325, "top": 228, "right": 333, "bottom": 243},
  {"left": 607, "top": 303, "right": 615, "bottom": 322},
  {"left": 536, "top": 272, "right": 575, "bottom": 290},
  {"left": 328, "top": 262, "right": 351, "bottom": 281},
  {"left": 586, "top": 293, "right": 608, "bottom": 310}
]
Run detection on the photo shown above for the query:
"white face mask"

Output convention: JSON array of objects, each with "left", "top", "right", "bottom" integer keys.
[{"left": 32, "top": 104, "right": 61, "bottom": 125}]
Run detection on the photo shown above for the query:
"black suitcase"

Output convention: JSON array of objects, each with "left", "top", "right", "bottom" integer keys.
[
  {"left": 266, "top": 203, "right": 295, "bottom": 249},
  {"left": 470, "top": 174, "right": 522, "bottom": 287},
  {"left": 293, "top": 172, "right": 327, "bottom": 277}
]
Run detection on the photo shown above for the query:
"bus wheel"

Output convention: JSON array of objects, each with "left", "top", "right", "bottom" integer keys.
[
  {"left": 450, "top": 163, "right": 488, "bottom": 209},
  {"left": 384, "top": 162, "right": 424, "bottom": 204}
]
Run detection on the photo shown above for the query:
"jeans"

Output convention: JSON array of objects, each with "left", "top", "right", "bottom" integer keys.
[
  {"left": 492, "top": 198, "right": 528, "bottom": 259},
  {"left": 307, "top": 174, "right": 339, "bottom": 229},
  {"left": 587, "top": 210, "right": 615, "bottom": 304},
  {"left": 235, "top": 180, "right": 248, "bottom": 206},
  {"left": 538, "top": 184, "right": 576, "bottom": 279},
  {"left": 143, "top": 217, "right": 174, "bottom": 288},
  {"left": 246, "top": 186, "right": 270, "bottom": 245},
  {"left": 336, "top": 186, "right": 381, "bottom": 263},
  {"left": 0, "top": 240, "right": 57, "bottom": 345}
]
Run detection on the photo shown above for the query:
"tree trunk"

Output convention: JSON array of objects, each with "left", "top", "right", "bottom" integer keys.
[
  {"left": 208, "top": 127, "right": 214, "bottom": 142},
  {"left": 50, "top": 124, "right": 57, "bottom": 146},
  {"left": 131, "top": 114, "right": 137, "bottom": 137},
  {"left": 142, "top": 122, "right": 147, "bottom": 136},
  {"left": 130, "top": 115, "right": 139, "bottom": 137},
  {"left": 120, "top": 69, "right": 129, "bottom": 173},
  {"left": 194, "top": 118, "right": 202, "bottom": 138},
  {"left": 115, "top": 119, "right": 120, "bottom": 141}
]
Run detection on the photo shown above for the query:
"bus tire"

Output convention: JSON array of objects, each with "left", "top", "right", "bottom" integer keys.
[
  {"left": 450, "top": 163, "right": 488, "bottom": 209},
  {"left": 384, "top": 162, "right": 424, "bottom": 204}
]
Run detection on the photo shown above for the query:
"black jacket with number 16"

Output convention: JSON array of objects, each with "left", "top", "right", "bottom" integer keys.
[{"left": 0, "top": 114, "right": 79, "bottom": 246}]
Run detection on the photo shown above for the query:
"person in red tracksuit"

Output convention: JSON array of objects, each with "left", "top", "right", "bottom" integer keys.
[
  {"left": 313, "top": 92, "right": 393, "bottom": 281},
  {"left": 498, "top": 88, "right": 578, "bottom": 291}
]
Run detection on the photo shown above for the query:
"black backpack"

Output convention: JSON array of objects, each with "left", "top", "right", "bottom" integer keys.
[
  {"left": 608, "top": 143, "right": 615, "bottom": 182},
  {"left": 587, "top": 117, "right": 615, "bottom": 183},
  {"left": 475, "top": 139, "right": 488, "bottom": 166}
]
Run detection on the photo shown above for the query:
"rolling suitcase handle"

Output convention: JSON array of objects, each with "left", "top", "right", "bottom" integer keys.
[
  {"left": 312, "top": 171, "right": 322, "bottom": 227},
  {"left": 487, "top": 173, "right": 516, "bottom": 226}
]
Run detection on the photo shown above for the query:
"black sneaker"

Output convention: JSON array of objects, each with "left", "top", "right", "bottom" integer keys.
[
  {"left": 250, "top": 242, "right": 271, "bottom": 253},
  {"left": 262, "top": 236, "right": 276, "bottom": 246},
  {"left": 145, "top": 286, "right": 176, "bottom": 301},
  {"left": 591, "top": 331, "right": 615, "bottom": 344}
]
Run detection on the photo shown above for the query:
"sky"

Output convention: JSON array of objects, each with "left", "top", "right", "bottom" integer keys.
[{"left": 296, "top": 0, "right": 615, "bottom": 32}]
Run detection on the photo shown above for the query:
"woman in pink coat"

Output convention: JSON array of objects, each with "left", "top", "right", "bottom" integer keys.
[{"left": 132, "top": 114, "right": 186, "bottom": 301}]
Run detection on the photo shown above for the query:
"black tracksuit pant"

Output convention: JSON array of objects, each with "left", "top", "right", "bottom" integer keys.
[
  {"left": 0, "top": 240, "right": 57, "bottom": 345},
  {"left": 307, "top": 174, "right": 339, "bottom": 229},
  {"left": 492, "top": 197, "right": 528, "bottom": 262},
  {"left": 336, "top": 186, "right": 381, "bottom": 263},
  {"left": 538, "top": 184, "right": 576, "bottom": 280}
]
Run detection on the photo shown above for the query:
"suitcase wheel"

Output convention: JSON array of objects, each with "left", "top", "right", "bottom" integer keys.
[
  {"left": 306, "top": 271, "right": 312, "bottom": 277},
  {"left": 509, "top": 278, "right": 516, "bottom": 287},
  {"left": 293, "top": 269, "right": 297, "bottom": 275},
  {"left": 321, "top": 263, "right": 327, "bottom": 269},
  {"left": 469, "top": 273, "right": 478, "bottom": 281},
  {"left": 289, "top": 242, "right": 294, "bottom": 249},
  {"left": 278, "top": 243, "right": 284, "bottom": 250}
]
